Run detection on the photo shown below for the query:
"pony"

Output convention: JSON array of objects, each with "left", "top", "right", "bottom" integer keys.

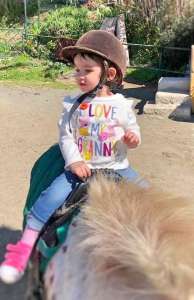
[{"left": 44, "top": 176, "right": 194, "bottom": 300}]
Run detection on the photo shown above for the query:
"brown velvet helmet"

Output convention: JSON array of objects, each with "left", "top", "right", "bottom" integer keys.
[{"left": 61, "top": 30, "right": 126, "bottom": 86}]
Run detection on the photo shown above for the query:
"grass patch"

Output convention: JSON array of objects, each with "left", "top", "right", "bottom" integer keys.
[
  {"left": 0, "top": 54, "right": 76, "bottom": 89},
  {"left": 0, "top": 55, "right": 162, "bottom": 88},
  {"left": 125, "top": 67, "right": 162, "bottom": 83}
]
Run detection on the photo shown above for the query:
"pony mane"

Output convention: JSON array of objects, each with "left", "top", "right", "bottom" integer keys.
[{"left": 80, "top": 175, "right": 194, "bottom": 300}]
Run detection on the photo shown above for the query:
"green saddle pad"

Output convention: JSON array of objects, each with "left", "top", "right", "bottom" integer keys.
[
  {"left": 23, "top": 143, "right": 65, "bottom": 227},
  {"left": 23, "top": 144, "right": 79, "bottom": 272}
]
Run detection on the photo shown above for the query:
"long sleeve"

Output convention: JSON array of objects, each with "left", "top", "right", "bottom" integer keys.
[
  {"left": 122, "top": 100, "right": 141, "bottom": 145},
  {"left": 58, "top": 96, "right": 83, "bottom": 169}
]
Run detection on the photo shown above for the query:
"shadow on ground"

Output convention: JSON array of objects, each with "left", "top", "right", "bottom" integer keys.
[
  {"left": 0, "top": 227, "right": 27, "bottom": 300},
  {"left": 122, "top": 80, "right": 157, "bottom": 115}
]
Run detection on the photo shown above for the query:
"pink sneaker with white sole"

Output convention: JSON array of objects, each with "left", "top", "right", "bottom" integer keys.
[{"left": 0, "top": 241, "right": 33, "bottom": 284}]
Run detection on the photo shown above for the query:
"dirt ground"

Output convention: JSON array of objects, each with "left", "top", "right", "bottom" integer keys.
[{"left": 0, "top": 82, "right": 194, "bottom": 299}]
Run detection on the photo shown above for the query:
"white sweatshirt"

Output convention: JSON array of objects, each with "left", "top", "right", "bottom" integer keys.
[{"left": 58, "top": 93, "right": 141, "bottom": 170}]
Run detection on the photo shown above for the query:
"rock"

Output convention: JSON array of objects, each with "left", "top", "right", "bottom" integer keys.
[
  {"left": 144, "top": 76, "right": 192, "bottom": 120},
  {"left": 169, "top": 100, "right": 192, "bottom": 122},
  {"left": 143, "top": 103, "right": 178, "bottom": 117},
  {"left": 158, "top": 77, "right": 190, "bottom": 93},
  {"left": 156, "top": 92, "right": 190, "bottom": 105},
  {"left": 144, "top": 100, "right": 192, "bottom": 122}
]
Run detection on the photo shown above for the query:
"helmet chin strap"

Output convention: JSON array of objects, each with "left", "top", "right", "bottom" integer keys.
[
  {"left": 98, "top": 60, "right": 120, "bottom": 92},
  {"left": 87, "top": 59, "right": 109, "bottom": 96},
  {"left": 68, "top": 60, "right": 112, "bottom": 132},
  {"left": 68, "top": 81, "right": 103, "bottom": 133}
]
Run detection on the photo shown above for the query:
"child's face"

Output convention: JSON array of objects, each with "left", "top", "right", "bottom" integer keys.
[{"left": 74, "top": 54, "right": 102, "bottom": 93}]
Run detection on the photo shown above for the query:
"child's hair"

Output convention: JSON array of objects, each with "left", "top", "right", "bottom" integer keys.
[{"left": 75, "top": 52, "right": 121, "bottom": 90}]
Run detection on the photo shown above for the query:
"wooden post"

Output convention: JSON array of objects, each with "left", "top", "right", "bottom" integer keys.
[
  {"left": 191, "top": 45, "right": 194, "bottom": 113},
  {"left": 101, "top": 15, "right": 130, "bottom": 67},
  {"left": 23, "top": 0, "right": 28, "bottom": 39},
  {"left": 116, "top": 14, "right": 130, "bottom": 67}
]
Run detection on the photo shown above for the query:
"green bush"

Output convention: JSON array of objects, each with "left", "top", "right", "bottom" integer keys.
[
  {"left": 0, "top": 0, "right": 38, "bottom": 24},
  {"left": 159, "top": 15, "right": 194, "bottom": 71},
  {"left": 125, "top": 7, "right": 161, "bottom": 66},
  {"left": 0, "top": 27, "right": 24, "bottom": 60},
  {"left": 24, "top": 5, "right": 116, "bottom": 59},
  {"left": 43, "top": 61, "right": 72, "bottom": 79},
  {"left": 2, "top": 1, "right": 192, "bottom": 75},
  {"left": 124, "top": 3, "right": 193, "bottom": 72},
  {"left": 125, "top": 67, "right": 162, "bottom": 82},
  {"left": 0, "top": 41, "right": 11, "bottom": 55}
]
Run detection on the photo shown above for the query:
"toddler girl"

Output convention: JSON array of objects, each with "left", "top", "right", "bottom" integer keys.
[{"left": 0, "top": 30, "right": 147, "bottom": 284}]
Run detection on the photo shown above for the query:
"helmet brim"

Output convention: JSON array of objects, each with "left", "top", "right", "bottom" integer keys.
[
  {"left": 60, "top": 46, "right": 123, "bottom": 86},
  {"left": 61, "top": 46, "right": 109, "bottom": 62}
]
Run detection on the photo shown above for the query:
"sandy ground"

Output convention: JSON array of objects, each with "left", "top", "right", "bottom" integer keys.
[{"left": 0, "top": 82, "right": 194, "bottom": 298}]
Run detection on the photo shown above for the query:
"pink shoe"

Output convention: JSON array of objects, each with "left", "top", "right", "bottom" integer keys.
[{"left": 0, "top": 241, "right": 33, "bottom": 284}]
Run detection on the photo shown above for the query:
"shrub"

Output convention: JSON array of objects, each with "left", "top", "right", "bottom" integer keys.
[
  {"left": 43, "top": 61, "right": 72, "bottom": 79},
  {"left": 125, "top": 7, "right": 161, "bottom": 66},
  {"left": 125, "top": 67, "right": 162, "bottom": 83},
  {"left": 159, "top": 15, "right": 194, "bottom": 71},
  {"left": 124, "top": 1, "right": 193, "bottom": 72},
  {"left": 0, "top": 0, "right": 38, "bottom": 24},
  {"left": 24, "top": 5, "right": 116, "bottom": 59}
]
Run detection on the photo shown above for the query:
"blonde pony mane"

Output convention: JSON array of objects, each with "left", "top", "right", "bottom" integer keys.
[{"left": 79, "top": 176, "right": 194, "bottom": 300}]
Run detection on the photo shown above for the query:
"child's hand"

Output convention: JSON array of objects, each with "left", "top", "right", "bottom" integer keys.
[
  {"left": 122, "top": 129, "right": 139, "bottom": 149},
  {"left": 69, "top": 161, "right": 91, "bottom": 179}
]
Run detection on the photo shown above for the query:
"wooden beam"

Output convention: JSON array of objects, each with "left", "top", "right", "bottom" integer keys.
[{"left": 191, "top": 45, "right": 194, "bottom": 113}]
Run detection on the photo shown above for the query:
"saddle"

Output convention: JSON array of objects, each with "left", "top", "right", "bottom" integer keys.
[{"left": 26, "top": 154, "right": 122, "bottom": 300}]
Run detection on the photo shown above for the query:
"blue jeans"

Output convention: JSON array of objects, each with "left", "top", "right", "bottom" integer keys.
[{"left": 27, "top": 167, "right": 149, "bottom": 231}]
